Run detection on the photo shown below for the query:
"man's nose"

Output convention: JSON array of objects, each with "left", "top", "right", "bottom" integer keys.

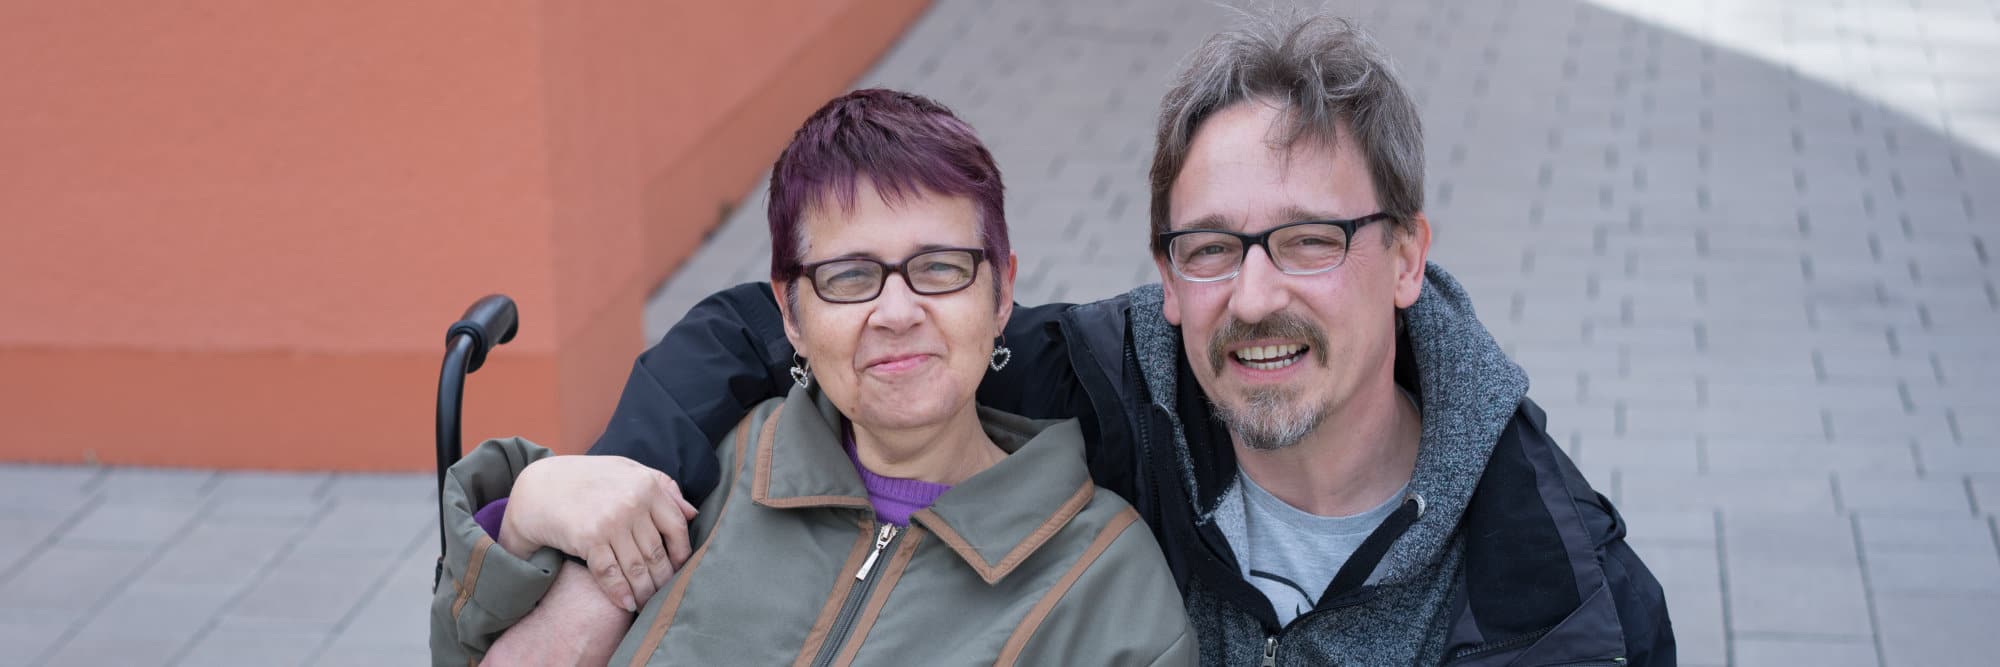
[
  {"left": 1228, "top": 245, "right": 1293, "bottom": 324},
  {"left": 867, "top": 272, "right": 925, "bottom": 333}
]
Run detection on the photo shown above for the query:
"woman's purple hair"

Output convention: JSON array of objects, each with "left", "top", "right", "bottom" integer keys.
[{"left": 767, "top": 89, "right": 1008, "bottom": 290}]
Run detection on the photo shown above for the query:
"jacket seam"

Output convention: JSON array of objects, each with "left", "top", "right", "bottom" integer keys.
[
  {"left": 451, "top": 535, "right": 495, "bottom": 620},
  {"left": 627, "top": 404, "right": 776, "bottom": 666},
  {"left": 992, "top": 506, "right": 1140, "bottom": 667},
  {"left": 916, "top": 479, "right": 1095, "bottom": 584}
]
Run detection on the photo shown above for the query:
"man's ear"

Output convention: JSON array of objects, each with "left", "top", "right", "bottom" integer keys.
[
  {"left": 994, "top": 252, "right": 1018, "bottom": 333},
  {"left": 1392, "top": 213, "right": 1432, "bottom": 309},
  {"left": 1154, "top": 255, "right": 1183, "bottom": 326},
  {"left": 771, "top": 281, "right": 806, "bottom": 350}
]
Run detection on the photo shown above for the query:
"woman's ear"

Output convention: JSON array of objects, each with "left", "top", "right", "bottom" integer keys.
[
  {"left": 994, "top": 252, "right": 1018, "bottom": 332},
  {"left": 772, "top": 281, "right": 806, "bottom": 350}
]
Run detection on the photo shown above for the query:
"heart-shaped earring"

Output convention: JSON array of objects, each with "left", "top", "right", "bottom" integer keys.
[
  {"left": 790, "top": 353, "right": 811, "bottom": 389},
  {"left": 989, "top": 340, "right": 1011, "bottom": 372}
]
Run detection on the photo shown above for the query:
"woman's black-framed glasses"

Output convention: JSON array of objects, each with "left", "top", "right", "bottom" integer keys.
[
  {"left": 1157, "top": 213, "right": 1395, "bottom": 282},
  {"left": 800, "top": 248, "right": 987, "bottom": 303}
]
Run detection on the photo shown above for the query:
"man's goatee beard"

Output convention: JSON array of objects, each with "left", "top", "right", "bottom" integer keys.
[{"left": 1212, "top": 386, "right": 1326, "bottom": 451}]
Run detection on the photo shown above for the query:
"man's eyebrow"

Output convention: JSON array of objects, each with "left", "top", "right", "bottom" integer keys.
[
  {"left": 1177, "top": 214, "right": 1234, "bottom": 232},
  {"left": 1280, "top": 206, "right": 1349, "bottom": 222}
]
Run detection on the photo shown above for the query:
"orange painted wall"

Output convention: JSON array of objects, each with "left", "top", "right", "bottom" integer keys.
[{"left": 0, "top": 0, "right": 930, "bottom": 470}]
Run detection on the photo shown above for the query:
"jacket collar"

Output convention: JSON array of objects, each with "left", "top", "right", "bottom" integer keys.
[{"left": 750, "top": 385, "right": 1095, "bottom": 584}]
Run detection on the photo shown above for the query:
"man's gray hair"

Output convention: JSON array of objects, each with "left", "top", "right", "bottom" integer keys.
[{"left": 1148, "top": 9, "right": 1424, "bottom": 255}]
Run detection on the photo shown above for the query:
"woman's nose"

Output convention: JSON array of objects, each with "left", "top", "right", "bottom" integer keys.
[{"left": 867, "top": 273, "right": 926, "bottom": 332}]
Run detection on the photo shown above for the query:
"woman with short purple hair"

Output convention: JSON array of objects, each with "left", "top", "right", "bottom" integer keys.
[{"left": 432, "top": 90, "right": 1194, "bottom": 666}]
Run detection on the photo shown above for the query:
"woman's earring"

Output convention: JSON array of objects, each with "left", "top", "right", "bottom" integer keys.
[
  {"left": 989, "top": 337, "right": 1011, "bottom": 372},
  {"left": 790, "top": 353, "right": 812, "bottom": 389}
]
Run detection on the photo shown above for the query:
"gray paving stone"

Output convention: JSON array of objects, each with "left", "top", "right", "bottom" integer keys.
[
  {"left": 0, "top": 618, "right": 74, "bottom": 667},
  {"left": 317, "top": 473, "right": 433, "bottom": 503},
  {"left": 57, "top": 499, "right": 202, "bottom": 547},
  {"left": 209, "top": 470, "right": 332, "bottom": 500},
  {"left": 39, "top": 636, "right": 185, "bottom": 667},
  {"left": 90, "top": 466, "right": 216, "bottom": 499},
  {"left": 1973, "top": 480, "right": 2000, "bottom": 516},
  {"left": 0, "top": 464, "right": 99, "bottom": 495},
  {"left": 1707, "top": 441, "right": 1918, "bottom": 475},
  {"left": 289, "top": 499, "right": 431, "bottom": 558},
  {"left": 1865, "top": 550, "right": 2000, "bottom": 595},
  {"left": 178, "top": 627, "right": 325, "bottom": 667},
  {"left": 1856, "top": 515, "right": 2000, "bottom": 552},
  {"left": 1619, "top": 473, "right": 1837, "bottom": 514},
  {"left": 218, "top": 552, "right": 399, "bottom": 632},
  {"left": 0, "top": 545, "right": 150, "bottom": 612},
  {"left": 1875, "top": 594, "right": 2000, "bottom": 665},
  {"left": 1721, "top": 513, "right": 1875, "bottom": 637},
  {"left": 1732, "top": 637, "right": 1879, "bottom": 667},
  {"left": 1836, "top": 476, "right": 1975, "bottom": 515}
]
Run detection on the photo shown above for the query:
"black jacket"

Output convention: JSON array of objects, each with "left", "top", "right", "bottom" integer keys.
[{"left": 591, "top": 275, "right": 1674, "bottom": 666}]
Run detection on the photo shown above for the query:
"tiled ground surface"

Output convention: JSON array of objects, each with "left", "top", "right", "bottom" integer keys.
[{"left": 4, "top": 0, "right": 1995, "bottom": 664}]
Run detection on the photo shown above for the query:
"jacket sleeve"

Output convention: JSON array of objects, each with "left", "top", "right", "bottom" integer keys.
[
  {"left": 429, "top": 438, "right": 568, "bottom": 667},
  {"left": 586, "top": 282, "right": 796, "bottom": 505},
  {"left": 1604, "top": 538, "right": 1676, "bottom": 666}
]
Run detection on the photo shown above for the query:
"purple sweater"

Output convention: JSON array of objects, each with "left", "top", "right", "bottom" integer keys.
[{"left": 473, "top": 419, "right": 952, "bottom": 539}]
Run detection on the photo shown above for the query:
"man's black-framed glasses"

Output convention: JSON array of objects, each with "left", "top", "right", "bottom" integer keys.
[
  {"left": 799, "top": 248, "right": 987, "bottom": 303},
  {"left": 1158, "top": 213, "right": 1395, "bottom": 282}
]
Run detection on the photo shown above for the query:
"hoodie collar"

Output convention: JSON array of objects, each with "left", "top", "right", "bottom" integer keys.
[{"left": 750, "top": 385, "right": 1095, "bottom": 584}]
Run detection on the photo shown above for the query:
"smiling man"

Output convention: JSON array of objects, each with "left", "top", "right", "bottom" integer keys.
[{"left": 572, "top": 10, "right": 1672, "bottom": 666}]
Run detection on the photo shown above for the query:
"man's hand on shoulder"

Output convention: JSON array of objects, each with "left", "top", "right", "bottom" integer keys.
[{"left": 498, "top": 455, "right": 699, "bottom": 612}]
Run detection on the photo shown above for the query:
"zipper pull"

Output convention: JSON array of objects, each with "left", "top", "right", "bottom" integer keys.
[
  {"left": 1262, "top": 636, "right": 1277, "bottom": 667},
  {"left": 855, "top": 524, "right": 898, "bottom": 580}
]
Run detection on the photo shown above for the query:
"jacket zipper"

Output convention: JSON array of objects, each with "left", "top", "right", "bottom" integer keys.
[
  {"left": 809, "top": 523, "right": 900, "bottom": 667},
  {"left": 1258, "top": 587, "right": 1378, "bottom": 666}
]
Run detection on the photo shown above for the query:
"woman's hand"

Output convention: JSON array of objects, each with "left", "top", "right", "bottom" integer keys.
[
  {"left": 482, "top": 561, "right": 633, "bottom": 666},
  {"left": 498, "top": 455, "right": 699, "bottom": 612}
]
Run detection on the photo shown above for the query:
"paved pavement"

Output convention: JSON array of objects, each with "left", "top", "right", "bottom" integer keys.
[{"left": 4, "top": 0, "right": 1996, "bottom": 664}]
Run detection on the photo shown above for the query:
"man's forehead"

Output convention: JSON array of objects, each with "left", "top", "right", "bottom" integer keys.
[{"left": 1178, "top": 205, "right": 1353, "bottom": 232}]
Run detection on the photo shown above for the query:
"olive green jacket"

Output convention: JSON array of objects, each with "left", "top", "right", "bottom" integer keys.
[{"left": 432, "top": 386, "right": 1195, "bottom": 666}]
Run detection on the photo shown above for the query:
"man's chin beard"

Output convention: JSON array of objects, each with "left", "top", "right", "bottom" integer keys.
[{"left": 1212, "top": 387, "right": 1326, "bottom": 452}]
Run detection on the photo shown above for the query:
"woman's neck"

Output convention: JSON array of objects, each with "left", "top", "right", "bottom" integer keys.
[{"left": 850, "top": 403, "right": 1005, "bottom": 486}]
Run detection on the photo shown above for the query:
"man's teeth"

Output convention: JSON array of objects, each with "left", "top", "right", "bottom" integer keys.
[{"left": 1233, "top": 344, "right": 1306, "bottom": 370}]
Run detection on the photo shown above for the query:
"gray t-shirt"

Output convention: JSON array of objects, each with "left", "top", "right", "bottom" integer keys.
[{"left": 1213, "top": 471, "right": 1408, "bottom": 626}]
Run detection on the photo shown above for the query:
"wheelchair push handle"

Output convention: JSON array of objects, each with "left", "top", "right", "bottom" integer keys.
[{"left": 445, "top": 294, "right": 519, "bottom": 374}]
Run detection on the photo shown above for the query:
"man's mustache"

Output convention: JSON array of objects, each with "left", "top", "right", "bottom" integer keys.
[{"left": 1206, "top": 312, "right": 1330, "bottom": 374}]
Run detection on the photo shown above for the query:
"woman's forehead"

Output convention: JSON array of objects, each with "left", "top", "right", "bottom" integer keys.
[{"left": 799, "top": 188, "right": 982, "bottom": 259}]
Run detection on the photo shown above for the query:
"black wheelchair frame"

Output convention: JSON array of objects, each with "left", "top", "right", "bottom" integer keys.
[{"left": 433, "top": 294, "right": 520, "bottom": 587}]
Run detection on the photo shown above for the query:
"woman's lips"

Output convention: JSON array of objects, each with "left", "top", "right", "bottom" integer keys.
[{"left": 864, "top": 353, "right": 933, "bottom": 374}]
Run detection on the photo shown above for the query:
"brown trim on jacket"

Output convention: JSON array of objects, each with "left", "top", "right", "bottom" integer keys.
[
  {"left": 627, "top": 406, "right": 775, "bottom": 666},
  {"left": 993, "top": 506, "right": 1141, "bottom": 667},
  {"left": 789, "top": 514, "right": 881, "bottom": 667},
  {"left": 829, "top": 527, "right": 926, "bottom": 667},
  {"left": 750, "top": 404, "right": 870, "bottom": 510},
  {"left": 451, "top": 535, "right": 496, "bottom": 619},
  {"left": 913, "top": 479, "right": 1095, "bottom": 585}
]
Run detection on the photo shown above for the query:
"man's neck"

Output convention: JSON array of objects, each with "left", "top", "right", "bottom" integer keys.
[
  {"left": 1232, "top": 378, "right": 1422, "bottom": 517},
  {"left": 851, "top": 404, "right": 1004, "bottom": 486}
]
